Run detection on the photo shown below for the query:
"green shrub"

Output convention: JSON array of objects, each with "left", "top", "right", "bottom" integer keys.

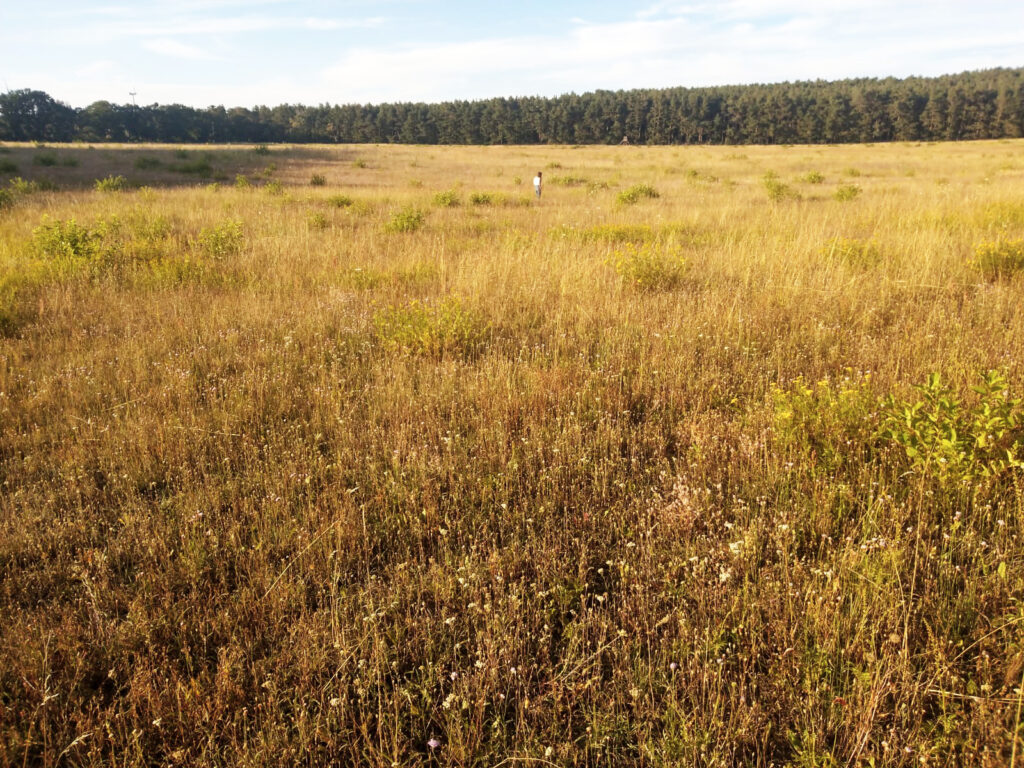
[
  {"left": 763, "top": 174, "right": 798, "bottom": 202},
  {"left": 29, "top": 218, "right": 104, "bottom": 273},
  {"left": 265, "top": 181, "right": 284, "bottom": 196},
  {"left": 374, "top": 297, "right": 489, "bottom": 358},
  {"left": 617, "top": 184, "right": 659, "bottom": 205},
  {"left": 548, "top": 175, "right": 588, "bottom": 187},
  {"left": 822, "top": 237, "right": 882, "bottom": 268},
  {"left": 310, "top": 174, "right": 326, "bottom": 186},
  {"left": 0, "top": 159, "right": 17, "bottom": 174},
  {"left": 235, "top": 174, "right": 251, "bottom": 189},
  {"left": 172, "top": 155, "right": 214, "bottom": 176},
  {"left": 801, "top": 170, "right": 826, "bottom": 184},
  {"left": 843, "top": 167, "right": 862, "bottom": 177},
  {"left": 582, "top": 224, "right": 654, "bottom": 244},
  {"left": 197, "top": 219, "right": 244, "bottom": 259},
  {"left": 973, "top": 238, "right": 1024, "bottom": 280},
  {"left": 253, "top": 144, "right": 271, "bottom": 155},
  {"left": 433, "top": 189, "right": 461, "bottom": 207},
  {"left": 134, "top": 157, "right": 161, "bottom": 170},
  {"left": 879, "top": 370, "right": 1024, "bottom": 484},
  {"left": 385, "top": 207, "right": 425, "bottom": 233},
  {"left": 834, "top": 184, "right": 862, "bottom": 202},
  {"left": 307, "top": 212, "right": 328, "bottom": 230},
  {"left": 353, "top": 159, "right": 368, "bottom": 169},
  {"left": 611, "top": 242, "right": 687, "bottom": 291},
  {"left": 469, "top": 192, "right": 493, "bottom": 206},
  {"left": 95, "top": 175, "right": 128, "bottom": 193},
  {"left": 33, "top": 151, "right": 58, "bottom": 167},
  {"left": 771, "top": 373, "right": 877, "bottom": 469},
  {"left": 327, "top": 194, "right": 354, "bottom": 208},
  {"left": 9, "top": 177, "right": 40, "bottom": 195}
]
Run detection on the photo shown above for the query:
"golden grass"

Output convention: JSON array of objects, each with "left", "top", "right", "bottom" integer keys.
[{"left": 2, "top": 139, "right": 1024, "bottom": 766}]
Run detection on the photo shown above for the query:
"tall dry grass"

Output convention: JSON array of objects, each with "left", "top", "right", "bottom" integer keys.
[{"left": 2, "top": 139, "right": 1024, "bottom": 766}]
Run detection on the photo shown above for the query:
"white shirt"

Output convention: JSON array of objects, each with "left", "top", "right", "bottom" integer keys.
[{"left": 533, "top": 176, "right": 541, "bottom": 188}]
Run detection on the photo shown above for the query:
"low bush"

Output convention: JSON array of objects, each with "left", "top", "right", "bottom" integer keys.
[
  {"left": 879, "top": 370, "right": 1024, "bottom": 485},
  {"left": 433, "top": 189, "right": 461, "bottom": 207},
  {"left": 469, "top": 192, "right": 494, "bottom": 206},
  {"left": 374, "top": 297, "right": 489, "bottom": 358},
  {"left": 33, "top": 151, "right": 58, "bottom": 167},
  {"left": 548, "top": 175, "right": 588, "bottom": 187},
  {"left": 95, "top": 175, "right": 128, "bottom": 193},
  {"left": 617, "top": 184, "right": 659, "bottom": 205},
  {"left": 171, "top": 155, "right": 214, "bottom": 176},
  {"left": 134, "top": 156, "right": 161, "bottom": 170},
  {"left": 582, "top": 224, "right": 654, "bottom": 244},
  {"left": 385, "top": 207, "right": 426, "bottom": 233},
  {"left": 973, "top": 238, "right": 1024, "bottom": 280},
  {"left": 763, "top": 173, "right": 798, "bottom": 202},
  {"left": 822, "top": 236, "right": 883, "bottom": 268},
  {"left": 611, "top": 242, "right": 687, "bottom": 291},
  {"left": 834, "top": 184, "right": 862, "bottom": 202},
  {"left": 196, "top": 219, "right": 244, "bottom": 259},
  {"left": 326, "top": 194, "right": 354, "bottom": 208},
  {"left": 310, "top": 174, "right": 326, "bottom": 186},
  {"left": 801, "top": 170, "right": 826, "bottom": 184},
  {"left": 0, "top": 159, "right": 17, "bottom": 174}
]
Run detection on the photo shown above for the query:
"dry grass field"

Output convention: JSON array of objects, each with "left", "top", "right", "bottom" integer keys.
[{"left": 2, "top": 138, "right": 1024, "bottom": 767}]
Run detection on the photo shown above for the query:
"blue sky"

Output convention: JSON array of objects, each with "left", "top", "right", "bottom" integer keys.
[{"left": 3, "top": 1, "right": 1024, "bottom": 108}]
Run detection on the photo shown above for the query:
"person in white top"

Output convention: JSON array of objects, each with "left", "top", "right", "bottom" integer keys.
[{"left": 533, "top": 171, "right": 542, "bottom": 199}]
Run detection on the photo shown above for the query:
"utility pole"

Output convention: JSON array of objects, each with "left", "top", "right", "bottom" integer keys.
[{"left": 129, "top": 90, "right": 137, "bottom": 107}]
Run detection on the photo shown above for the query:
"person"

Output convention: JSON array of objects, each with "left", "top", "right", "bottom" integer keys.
[{"left": 533, "top": 171, "right": 542, "bottom": 199}]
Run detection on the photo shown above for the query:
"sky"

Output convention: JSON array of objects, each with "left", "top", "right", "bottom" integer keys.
[{"left": 3, "top": 1, "right": 1024, "bottom": 109}]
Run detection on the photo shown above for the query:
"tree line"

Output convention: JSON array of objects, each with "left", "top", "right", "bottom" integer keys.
[{"left": 2, "top": 68, "right": 1023, "bottom": 146}]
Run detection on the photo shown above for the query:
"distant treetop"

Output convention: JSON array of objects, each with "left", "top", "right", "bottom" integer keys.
[{"left": 2, "top": 67, "right": 1023, "bottom": 145}]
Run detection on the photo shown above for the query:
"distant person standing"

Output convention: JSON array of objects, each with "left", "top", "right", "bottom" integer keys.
[{"left": 533, "top": 171, "right": 542, "bottom": 199}]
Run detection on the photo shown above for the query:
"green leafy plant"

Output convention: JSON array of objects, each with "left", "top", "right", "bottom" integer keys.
[
  {"left": 326, "top": 194, "right": 353, "bottom": 208},
  {"left": 95, "top": 175, "right": 128, "bottom": 193},
  {"left": 196, "top": 219, "right": 243, "bottom": 259},
  {"left": 973, "top": 238, "right": 1024, "bottom": 280},
  {"left": 611, "top": 242, "right": 687, "bottom": 291},
  {"left": 617, "top": 184, "right": 659, "bottom": 205},
  {"left": 253, "top": 144, "right": 271, "bottom": 155},
  {"left": 834, "top": 184, "right": 862, "bottom": 202},
  {"left": 385, "top": 206, "right": 426, "bottom": 233},
  {"left": 310, "top": 174, "right": 326, "bottom": 187},
  {"left": 879, "top": 370, "right": 1024, "bottom": 484},
  {"left": 469, "top": 192, "right": 493, "bottom": 206},
  {"left": 134, "top": 157, "right": 161, "bottom": 170},
  {"left": 171, "top": 155, "right": 214, "bottom": 177},
  {"left": 763, "top": 173, "right": 798, "bottom": 202},
  {"left": 583, "top": 224, "right": 654, "bottom": 244},
  {"left": 822, "top": 236, "right": 882, "bottom": 268},
  {"left": 771, "top": 373, "right": 877, "bottom": 468},
  {"left": 374, "top": 297, "right": 489, "bottom": 358},
  {"left": 801, "top": 171, "right": 826, "bottom": 184},
  {"left": 33, "top": 151, "right": 58, "bottom": 167},
  {"left": 433, "top": 189, "right": 461, "bottom": 207}
]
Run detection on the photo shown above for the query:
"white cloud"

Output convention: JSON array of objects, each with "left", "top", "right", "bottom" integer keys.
[
  {"left": 320, "top": 2, "right": 1024, "bottom": 104},
  {"left": 142, "top": 39, "right": 218, "bottom": 60}
]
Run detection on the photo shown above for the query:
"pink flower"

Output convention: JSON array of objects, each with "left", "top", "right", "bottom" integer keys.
[{"left": 427, "top": 738, "right": 441, "bottom": 750}]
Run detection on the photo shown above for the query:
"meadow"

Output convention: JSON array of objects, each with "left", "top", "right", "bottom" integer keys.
[{"left": 2, "top": 138, "right": 1024, "bottom": 767}]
